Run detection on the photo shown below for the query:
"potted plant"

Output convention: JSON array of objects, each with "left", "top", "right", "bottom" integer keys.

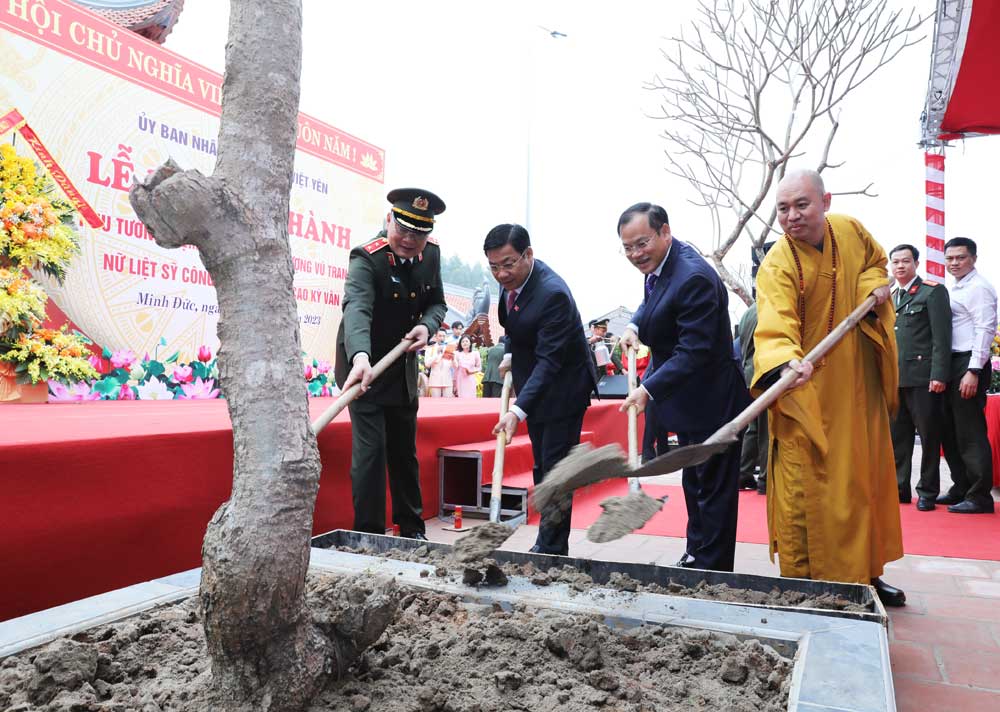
[{"left": 0, "top": 143, "right": 96, "bottom": 402}]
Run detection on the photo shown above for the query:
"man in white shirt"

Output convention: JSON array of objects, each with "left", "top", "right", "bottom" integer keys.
[{"left": 938, "top": 237, "right": 998, "bottom": 514}]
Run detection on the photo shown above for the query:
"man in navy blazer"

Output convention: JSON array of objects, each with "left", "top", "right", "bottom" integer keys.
[
  {"left": 486, "top": 224, "right": 597, "bottom": 556},
  {"left": 618, "top": 203, "right": 751, "bottom": 572}
]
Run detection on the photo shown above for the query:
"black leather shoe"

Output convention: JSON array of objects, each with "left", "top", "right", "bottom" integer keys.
[
  {"left": 936, "top": 492, "right": 964, "bottom": 506},
  {"left": 916, "top": 497, "right": 936, "bottom": 512},
  {"left": 898, "top": 491, "right": 911, "bottom": 504},
  {"left": 756, "top": 476, "right": 767, "bottom": 495},
  {"left": 947, "top": 500, "right": 995, "bottom": 514},
  {"left": 528, "top": 544, "right": 543, "bottom": 554},
  {"left": 872, "top": 578, "right": 906, "bottom": 607},
  {"left": 675, "top": 553, "right": 695, "bottom": 568},
  {"left": 739, "top": 475, "right": 758, "bottom": 490},
  {"left": 400, "top": 531, "right": 428, "bottom": 541}
]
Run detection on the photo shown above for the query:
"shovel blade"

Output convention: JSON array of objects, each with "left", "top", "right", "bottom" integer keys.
[
  {"left": 531, "top": 443, "right": 630, "bottom": 513},
  {"left": 630, "top": 437, "right": 738, "bottom": 479}
]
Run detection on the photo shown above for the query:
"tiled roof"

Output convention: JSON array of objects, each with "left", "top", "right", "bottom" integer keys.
[{"left": 76, "top": 0, "right": 185, "bottom": 44}]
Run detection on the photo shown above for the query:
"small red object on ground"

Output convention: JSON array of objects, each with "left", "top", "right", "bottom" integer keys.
[{"left": 454, "top": 505, "right": 463, "bottom": 529}]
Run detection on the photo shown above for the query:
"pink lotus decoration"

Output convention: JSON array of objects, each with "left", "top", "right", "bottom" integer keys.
[
  {"left": 118, "top": 383, "right": 136, "bottom": 400},
  {"left": 110, "top": 349, "right": 137, "bottom": 370},
  {"left": 198, "top": 345, "right": 213, "bottom": 363},
  {"left": 49, "top": 381, "right": 101, "bottom": 402},
  {"left": 303, "top": 363, "right": 314, "bottom": 380},
  {"left": 88, "top": 354, "right": 110, "bottom": 375},
  {"left": 179, "top": 377, "right": 220, "bottom": 399},
  {"left": 172, "top": 364, "right": 194, "bottom": 384},
  {"left": 316, "top": 360, "right": 332, "bottom": 375}
]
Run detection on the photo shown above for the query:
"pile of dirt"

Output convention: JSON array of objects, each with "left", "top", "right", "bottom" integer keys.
[
  {"left": 327, "top": 543, "right": 867, "bottom": 613},
  {"left": 0, "top": 573, "right": 794, "bottom": 712}
]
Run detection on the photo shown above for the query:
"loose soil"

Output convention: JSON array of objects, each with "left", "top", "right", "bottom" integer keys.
[
  {"left": 586, "top": 491, "right": 666, "bottom": 543},
  {"left": 330, "top": 543, "right": 868, "bottom": 613},
  {"left": 0, "top": 573, "right": 793, "bottom": 712}
]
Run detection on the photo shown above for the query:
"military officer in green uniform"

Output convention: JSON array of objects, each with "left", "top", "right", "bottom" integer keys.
[
  {"left": 335, "top": 188, "right": 448, "bottom": 539},
  {"left": 888, "top": 244, "right": 952, "bottom": 511}
]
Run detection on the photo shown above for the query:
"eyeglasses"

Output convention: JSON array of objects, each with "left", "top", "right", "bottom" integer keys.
[
  {"left": 620, "top": 235, "right": 656, "bottom": 256},
  {"left": 488, "top": 252, "right": 527, "bottom": 273}
]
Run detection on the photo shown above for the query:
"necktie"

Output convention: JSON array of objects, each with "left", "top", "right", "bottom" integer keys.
[
  {"left": 895, "top": 289, "right": 902, "bottom": 307},
  {"left": 506, "top": 290, "right": 517, "bottom": 314},
  {"left": 645, "top": 273, "right": 659, "bottom": 300}
]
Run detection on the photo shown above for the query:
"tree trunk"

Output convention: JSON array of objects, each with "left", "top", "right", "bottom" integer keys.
[{"left": 129, "top": 2, "right": 392, "bottom": 709}]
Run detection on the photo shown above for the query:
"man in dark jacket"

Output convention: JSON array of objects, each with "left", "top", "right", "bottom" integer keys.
[
  {"left": 618, "top": 202, "right": 751, "bottom": 572},
  {"left": 487, "top": 224, "right": 597, "bottom": 556}
]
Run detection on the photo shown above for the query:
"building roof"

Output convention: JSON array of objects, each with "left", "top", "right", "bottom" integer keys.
[
  {"left": 442, "top": 282, "right": 503, "bottom": 341},
  {"left": 586, "top": 305, "right": 634, "bottom": 337},
  {"left": 74, "top": 0, "right": 185, "bottom": 44}
]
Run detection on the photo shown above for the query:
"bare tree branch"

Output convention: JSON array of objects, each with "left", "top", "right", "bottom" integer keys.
[{"left": 647, "top": 0, "right": 928, "bottom": 304}]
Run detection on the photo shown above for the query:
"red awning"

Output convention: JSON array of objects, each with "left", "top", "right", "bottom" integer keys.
[{"left": 922, "top": 0, "right": 1000, "bottom": 144}]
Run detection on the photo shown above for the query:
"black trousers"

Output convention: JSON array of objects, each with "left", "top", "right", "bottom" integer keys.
[
  {"left": 642, "top": 405, "right": 671, "bottom": 462},
  {"left": 527, "top": 408, "right": 587, "bottom": 555},
  {"left": 941, "top": 353, "right": 994, "bottom": 507},
  {"left": 348, "top": 398, "right": 425, "bottom": 535},
  {"left": 892, "top": 385, "right": 946, "bottom": 499},
  {"left": 482, "top": 381, "right": 503, "bottom": 398},
  {"left": 679, "top": 428, "right": 741, "bottom": 572},
  {"left": 739, "top": 412, "right": 768, "bottom": 479}
]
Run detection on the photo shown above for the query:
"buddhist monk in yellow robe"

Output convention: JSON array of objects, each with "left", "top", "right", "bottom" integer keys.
[{"left": 752, "top": 169, "right": 906, "bottom": 606}]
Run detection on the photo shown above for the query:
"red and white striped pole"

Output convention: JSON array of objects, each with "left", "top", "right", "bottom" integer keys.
[{"left": 925, "top": 150, "right": 945, "bottom": 279}]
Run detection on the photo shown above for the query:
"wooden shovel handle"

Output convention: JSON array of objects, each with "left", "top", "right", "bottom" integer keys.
[
  {"left": 626, "top": 346, "right": 639, "bottom": 467},
  {"left": 489, "top": 372, "right": 514, "bottom": 513},
  {"left": 310, "top": 338, "right": 414, "bottom": 435},
  {"left": 704, "top": 279, "right": 892, "bottom": 447}
]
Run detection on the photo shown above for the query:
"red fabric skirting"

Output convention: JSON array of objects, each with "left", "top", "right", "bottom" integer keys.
[
  {"left": 984, "top": 394, "right": 1000, "bottom": 487},
  {"left": 0, "top": 397, "right": 627, "bottom": 620}
]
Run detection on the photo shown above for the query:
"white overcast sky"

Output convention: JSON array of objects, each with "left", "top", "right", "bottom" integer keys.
[{"left": 165, "top": 0, "right": 1000, "bottom": 323}]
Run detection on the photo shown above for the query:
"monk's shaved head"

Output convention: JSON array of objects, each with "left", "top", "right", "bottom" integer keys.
[
  {"left": 775, "top": 168, "right": 831, "bottom": 248},
  {"left": 778, "top": 169, "right": 825, "bottom": 197}
]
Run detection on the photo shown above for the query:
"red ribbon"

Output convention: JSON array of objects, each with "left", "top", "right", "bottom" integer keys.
[{"left": 0, "top": 108, "right": 103, "bottom": 229}]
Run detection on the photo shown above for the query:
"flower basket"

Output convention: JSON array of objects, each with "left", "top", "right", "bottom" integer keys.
[{"left": 0, "top": 360, "right": 47, "bottom": 403}]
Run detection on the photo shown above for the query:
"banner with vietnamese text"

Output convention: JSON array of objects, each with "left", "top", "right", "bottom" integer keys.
[{"left": 1, "top": 0, "right": 385, "bottom": 363}]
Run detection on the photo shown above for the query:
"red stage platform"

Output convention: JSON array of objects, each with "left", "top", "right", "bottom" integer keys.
[{"left": 0, "top": 398, "right": 627, "bottom": 620}]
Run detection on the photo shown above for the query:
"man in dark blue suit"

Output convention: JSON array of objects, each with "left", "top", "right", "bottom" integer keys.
[
  {"left": 486, "top": 224, "right": 597, "bottom": 556},
  {"left": 618, "top": 203, "right": 751, "bottom": 572}
]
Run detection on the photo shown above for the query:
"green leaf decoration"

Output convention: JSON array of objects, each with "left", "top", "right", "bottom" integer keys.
[
  {"left": 145, "top": 360, "right": 165, "bottom": 377},
  {"left": 165, "top": 351, "right": 180, "bottom": 364},
  {"left": 93, "top": 378, "right": 122, "bottom": 397}
]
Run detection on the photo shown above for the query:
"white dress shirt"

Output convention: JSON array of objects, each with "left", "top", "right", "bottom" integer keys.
[
  {"left": 625, "top": 242, "right": 672, "bottom": 335},
  {"left": 894, "top": 276, "right": 918, "bottom": 305},
  {"left": 626, "top": 244, "right": 672, "bottom": 400},
  {"left": 948, "top": 268, "right": 998, "bottom": 370},
  {"left": 506, "top": 261, "right": 535, "bottom": 422}
]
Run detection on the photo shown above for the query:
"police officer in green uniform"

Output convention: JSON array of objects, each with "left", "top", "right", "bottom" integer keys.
[
  {"left": 335, "top": 188, "right": 448, "bottom": 539},
  {"left": 888, "top": 244, "right": 952, "bottom": 510}
]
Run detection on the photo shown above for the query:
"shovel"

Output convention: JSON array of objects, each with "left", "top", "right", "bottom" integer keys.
[
  {"left": 585, "top": 345, "right": 670, "bottom": 542},
  {"left": 626, "top": 345, "right": 640, "bottom": 493},
  {"left": 488, "top": 370, "right": 516, "bottom": 523},
  {"left": 534, "top": 281, "right": 890, "bottom": 519},
  {"left": 453, "top": 369, "right": 523, "bottom": 563},
  {"left": 310, "top": 338, "right": 413, "bottom": 435}
]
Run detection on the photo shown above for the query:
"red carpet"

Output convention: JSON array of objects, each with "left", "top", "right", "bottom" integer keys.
[
  {"left": 0, "top": 398, "right": 627, "bottom": 621},
  {"left": 531, "top": 482, "right": 1000, "bottom": 561}
]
